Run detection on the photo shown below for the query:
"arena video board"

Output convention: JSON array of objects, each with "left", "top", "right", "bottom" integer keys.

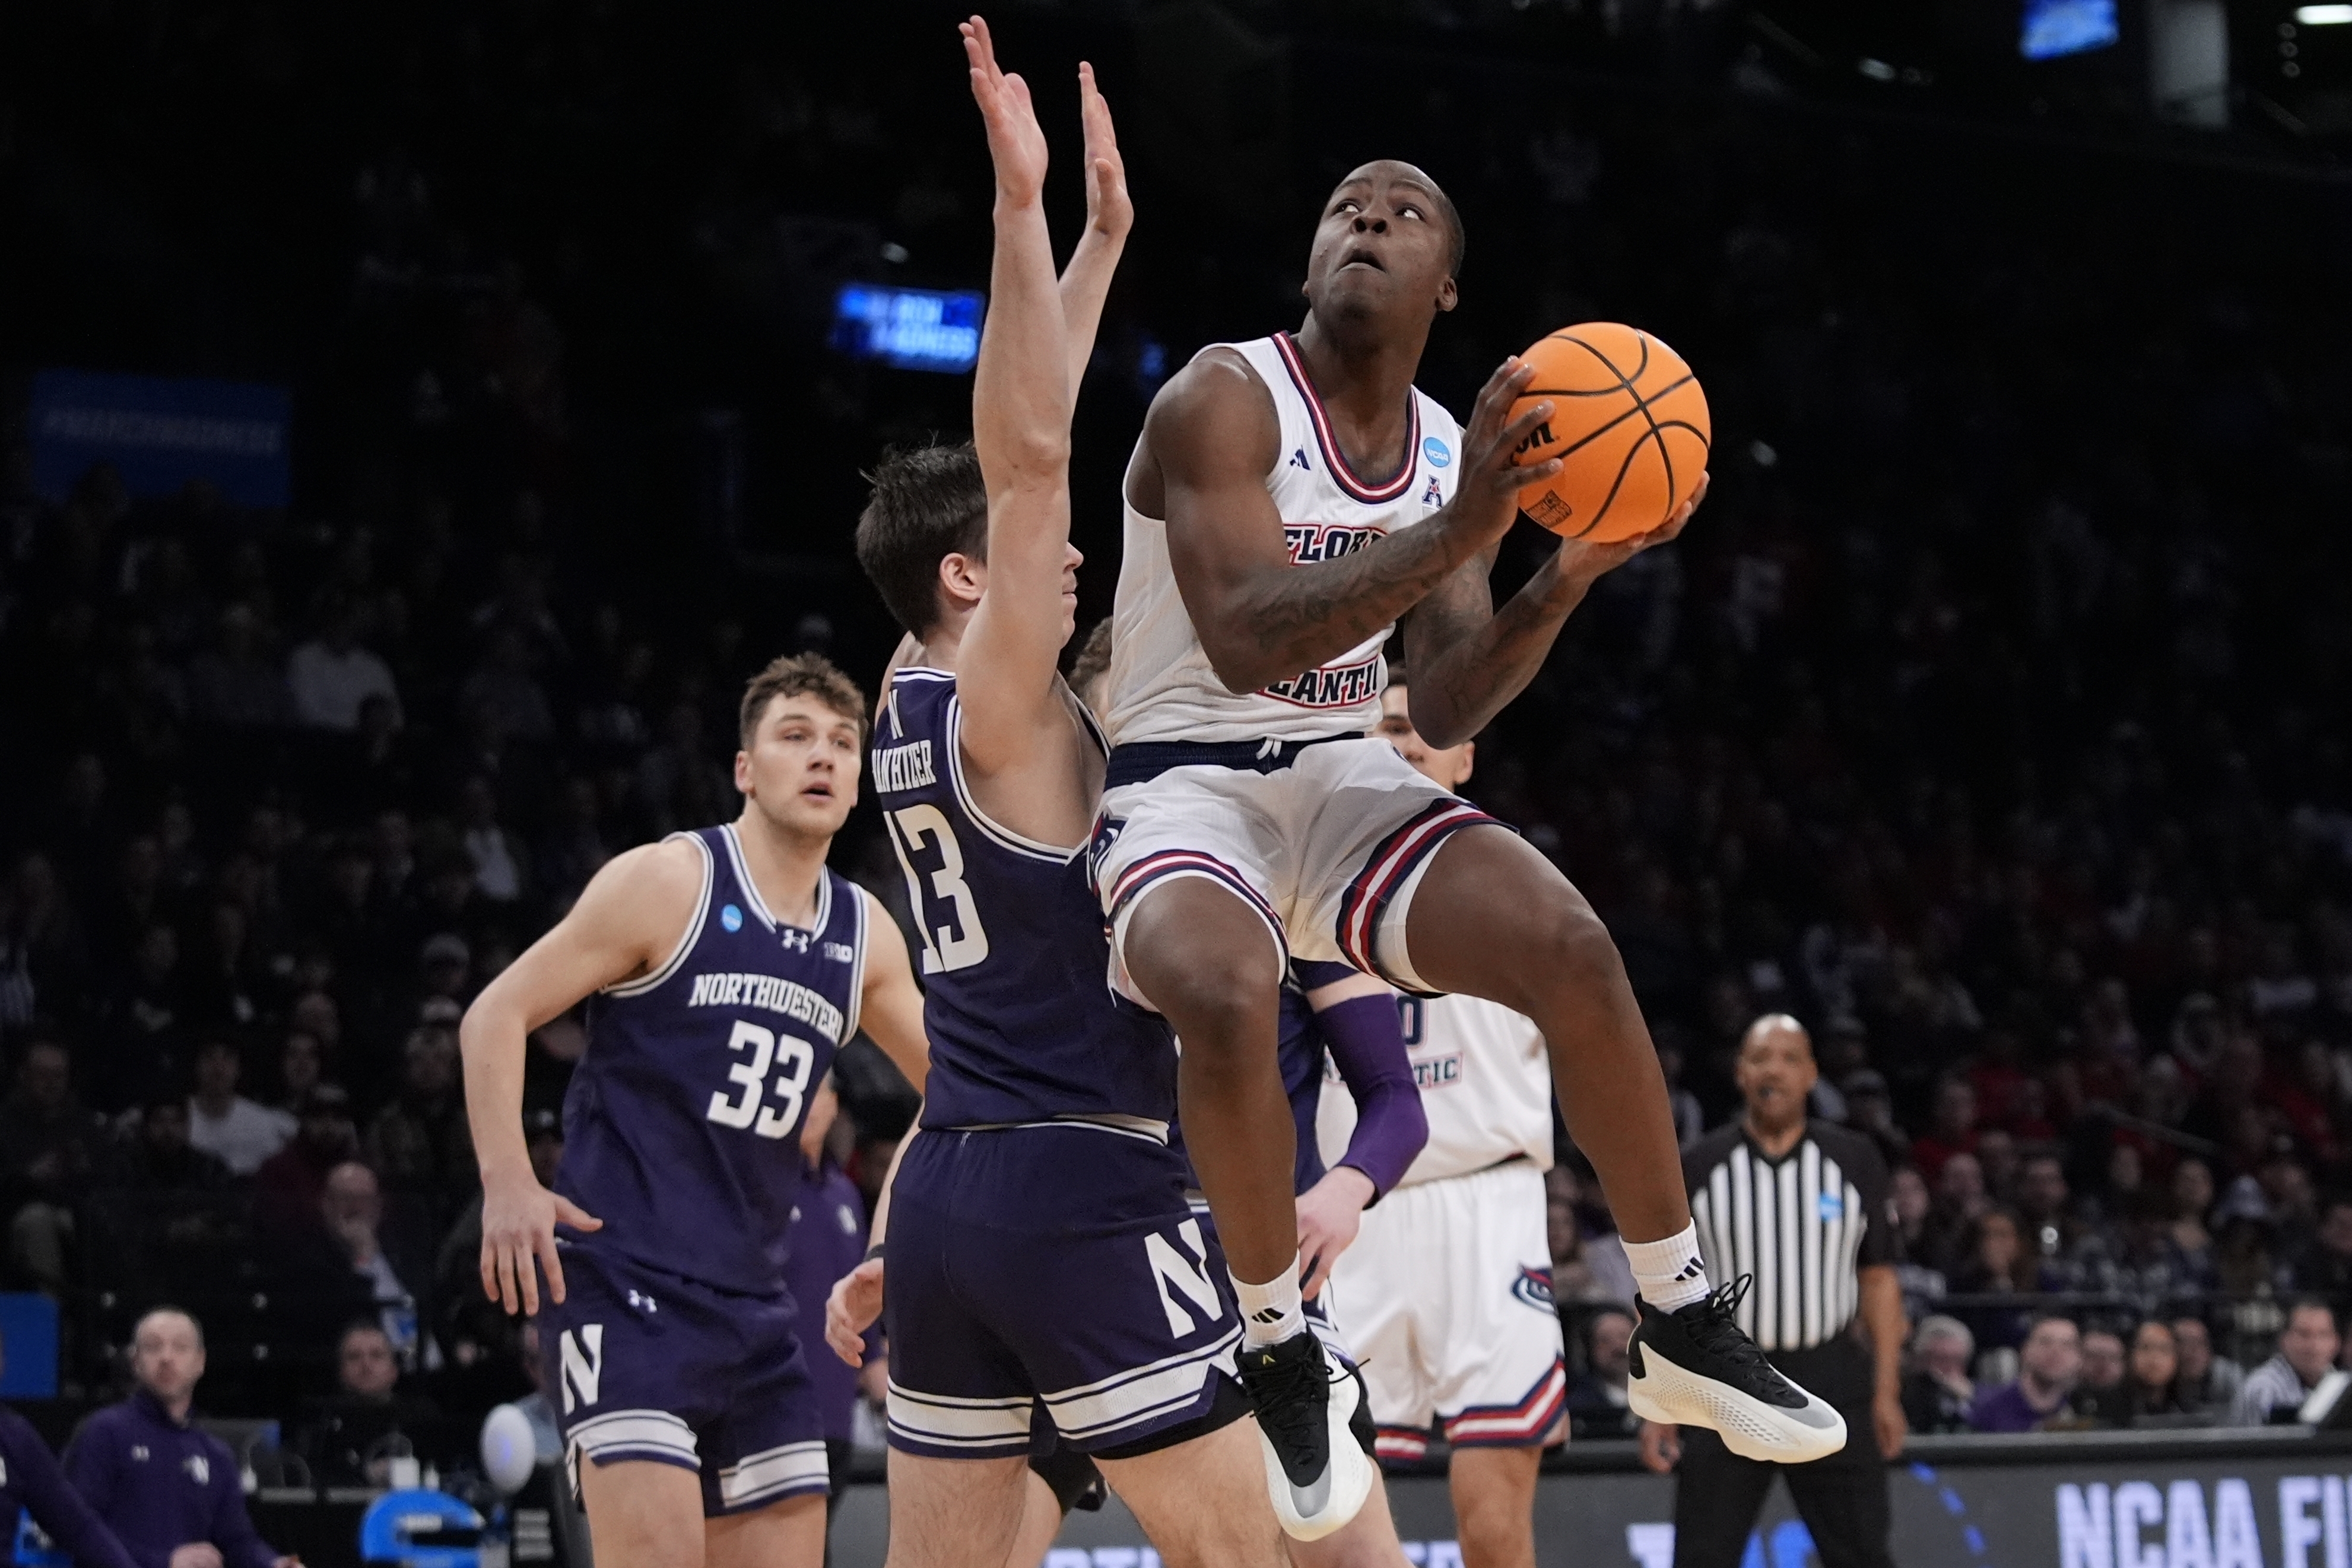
[
  {"left": 829, "top": 1440, "right": 2352, "bottom": 1567},
  {"left": 829, "top": 284, "right": 985, "bottom": 374}
]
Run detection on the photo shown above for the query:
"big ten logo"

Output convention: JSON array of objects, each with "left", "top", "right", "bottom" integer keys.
[
  {"left": 1283, "top": 523, "right": 1379, "bottom": 565},
  {"left": 1626, "top": 1522, "right": 1815, "bottom": 1568}
]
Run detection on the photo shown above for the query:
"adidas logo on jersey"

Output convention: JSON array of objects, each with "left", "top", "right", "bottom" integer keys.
[{"left": 1289, "top": 447, "right": 1310, "bottom": 470}]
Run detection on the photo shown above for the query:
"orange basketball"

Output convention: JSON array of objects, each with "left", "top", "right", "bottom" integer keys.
[{"left": 1508, "top": 322, "right": 1710, "bottom": 543}]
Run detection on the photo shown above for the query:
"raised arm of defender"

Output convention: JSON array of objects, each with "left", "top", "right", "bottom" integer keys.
[
  {"left": 958, "top": 18, "right": 1086, "bottom": 732},
  {"left": 953, "top": 20, "right": 1131, "bottom": 845},
  {"left": 1056, "top": 62, "right": 1131, "bottom": 408},
  {"left": 1137, "top": 354, "right": 1562, "bottom": 697}
]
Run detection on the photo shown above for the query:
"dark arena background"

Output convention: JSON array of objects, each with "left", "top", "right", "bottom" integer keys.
[{"left": 4, "top": 1, "right": 2352, "bottom": 1564}]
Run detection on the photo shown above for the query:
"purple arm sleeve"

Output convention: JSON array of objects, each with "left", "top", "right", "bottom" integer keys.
[
  {"left": 5, "top": 1412, "right": 142, "bottom": 1568},
  {"left": 1313, "top": 992, "right": 1427, "bottom": 1201}
]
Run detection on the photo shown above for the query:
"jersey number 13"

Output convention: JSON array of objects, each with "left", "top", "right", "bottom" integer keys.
[{"left": 885, "top": 804, "right": 991, "bottom": 975}]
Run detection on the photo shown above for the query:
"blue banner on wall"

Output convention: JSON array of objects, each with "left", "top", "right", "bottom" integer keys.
[
  {"left": 30, "top": 369, "right": 292, "bottom": 508},
  {"left": 0, "top": 1294, "right": 59, "bottom": 1398}
]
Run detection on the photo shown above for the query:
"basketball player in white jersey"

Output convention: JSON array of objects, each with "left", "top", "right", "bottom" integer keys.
[
  {"left": 1318, "top": 671, "right": 1561, "bottom": 1568},
  {"left": 1096, "top": 160, "right": 1847, "bottom": 1531}
]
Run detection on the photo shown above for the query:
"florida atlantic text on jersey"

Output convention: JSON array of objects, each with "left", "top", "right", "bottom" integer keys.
[{"left": 1104, "top": 331, "right": 1464, "bottom": 747}]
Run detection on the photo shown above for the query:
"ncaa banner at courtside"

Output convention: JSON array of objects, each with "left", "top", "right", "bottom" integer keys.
[{"left": 827, "top": 1429, "right": 2352, "bottom": 1568}]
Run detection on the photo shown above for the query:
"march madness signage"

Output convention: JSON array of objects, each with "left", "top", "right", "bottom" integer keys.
[{"left": 30, "top": 369, "right": 291, "bottom": 507}]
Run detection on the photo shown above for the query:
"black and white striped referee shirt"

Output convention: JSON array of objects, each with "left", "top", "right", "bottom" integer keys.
[{"left": 1684, "top": 1120, "right": 1897, "bottom": 1353}]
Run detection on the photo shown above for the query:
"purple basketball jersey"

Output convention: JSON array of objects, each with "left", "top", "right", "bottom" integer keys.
[
  {"left": 871, "top": 668, "right": 1177, "bottom": 1131},
  {"left": 554, "top": 823, "right": 866, "bottom": 1296}
]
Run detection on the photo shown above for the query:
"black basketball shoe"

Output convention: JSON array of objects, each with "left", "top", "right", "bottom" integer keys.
[
  {"left": 1627, "top": 1277, "right": 1848, "bottom": 1462},
  {"left": 1235, "top": 1330, "right": 1373, "bottom": 1540}
]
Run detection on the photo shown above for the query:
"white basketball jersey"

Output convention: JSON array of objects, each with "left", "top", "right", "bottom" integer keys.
[
  {"left": 1104, "top": 332, "right": 1464, "bottom": 746},
  {"left": 1319, "top": 992, "right": 1554, "bottom": 1188}
]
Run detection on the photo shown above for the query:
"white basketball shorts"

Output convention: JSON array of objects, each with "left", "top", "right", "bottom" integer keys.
[
  {"left": 1326, "top": 1160, "right": 1567, "bottom": 1461},
  {"left": 1091, "top": 734, "right": 1499, "bottom": 996}
]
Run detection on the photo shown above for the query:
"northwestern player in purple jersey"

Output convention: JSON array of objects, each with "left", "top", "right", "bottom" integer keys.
[
  {"left": 459, "top": 654, "right": 931, "bottom": 1568},
  {"left": 829, "top": 23, "right": 1286, "bottom": 1568}
]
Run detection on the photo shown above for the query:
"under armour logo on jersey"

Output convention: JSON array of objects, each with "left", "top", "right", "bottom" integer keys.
[
  {"left": 184, "top": 1454, "right": 210, "bottom": 1486},
  {"left": 1289, "top": 447, "right": 1310, "bottom": 471},
  {"left": 626, "top": 1288, "right": 660, "bottom": 1314},
  {"left": 779, "top": 928, "right": 811, "bottom": 954}
]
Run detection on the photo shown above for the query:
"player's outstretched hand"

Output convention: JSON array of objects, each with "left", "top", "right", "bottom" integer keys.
[
  {"left": 962, "top": 17, "right": 1048, "bottom": 208},
  {"left": 1548, "top": 470, "right": 1707, "bottom": 592},
  {"left": 1637, "top": 1420, "right": 1683, "bottom": 1475},
  {"left": 827, "top": 1258, "right": 886, "bottom": 1367},
  {"left": 1076, "top": 61, "right": 1131, "bottom": 246},
  {"left": 1295, "top": 1166, "right": 1375, "bottom": 1299},
  {"left": 479, "top": 1170, "right": 602, "bottom": 1316},
  {"left": 1440, "top": 357, "right": 1562, "bottom": 550}
]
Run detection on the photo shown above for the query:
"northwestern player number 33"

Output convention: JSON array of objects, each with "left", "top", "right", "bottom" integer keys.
[{"left": 706, "top": 1020, "right": 816, "bottom": 1139}]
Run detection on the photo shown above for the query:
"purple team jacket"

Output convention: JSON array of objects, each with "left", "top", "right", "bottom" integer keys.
[{"left": 62, "top": 1392, "right": 280, "bottom": 1568}]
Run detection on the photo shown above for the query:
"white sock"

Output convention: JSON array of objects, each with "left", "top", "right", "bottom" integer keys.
[
  {"left": 1622, "top": 1224, "right": 1711, "bottom": 1312},
  {"left": 1233, "top": 1257, "right": 1305, "bottom": 1348}
]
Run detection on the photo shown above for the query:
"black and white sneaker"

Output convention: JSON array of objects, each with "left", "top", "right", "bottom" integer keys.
[
  {"left": 1235, "top": 1331, "right": 1374, "bottom": 1540},
  {"left": 1627, "top": 1277, "right": 1848, "bottom": 1464}
]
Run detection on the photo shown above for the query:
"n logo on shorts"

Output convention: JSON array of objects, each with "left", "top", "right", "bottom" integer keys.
[
  {"left": 560, "top": 1324, "right": 606, "bottom": 1414},
  {"left": 1144, "top": 1219, "right": 1223, "bottom": 1338}
]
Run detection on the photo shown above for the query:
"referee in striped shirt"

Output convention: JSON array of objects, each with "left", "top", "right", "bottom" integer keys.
[{"left": 1639, "top": 1015, "right": 1907, "bottom": 1568}]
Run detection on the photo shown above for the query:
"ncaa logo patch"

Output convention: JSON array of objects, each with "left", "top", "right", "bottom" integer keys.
[
  {"left": 1817, "top": 1191, "right": 1845, "bottom": 1221},
  {"left": 721, "top": 903, "right": 743, "bottom": 932},
  {"left": 1510, "top": 1265, "right": 1556, "bottom": 1313},
  {"left": 1422, "top": 435, "right": 1452, "bottom": 468}
]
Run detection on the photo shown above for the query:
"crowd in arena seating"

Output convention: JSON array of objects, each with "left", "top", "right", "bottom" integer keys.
[{"left": 3, "top": 0, "right": 2350, "bottom": 1484}]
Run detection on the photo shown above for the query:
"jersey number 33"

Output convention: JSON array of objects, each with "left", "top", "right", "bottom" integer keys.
[{"left": 706, "top": 1020, "right": 815, "bottom": 1139}]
